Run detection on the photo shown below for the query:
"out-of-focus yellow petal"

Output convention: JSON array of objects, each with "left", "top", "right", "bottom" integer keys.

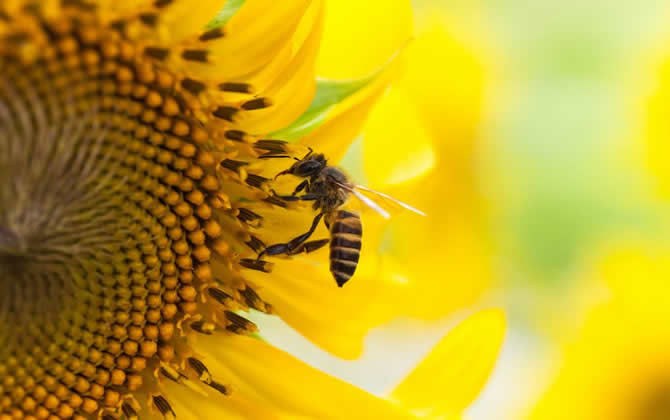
[
  {"left": 645, "top": 54, "right": 670, "bottom": 198},
  {"left": 390, "top": 309, "right": 506, "bottom": 418},
  {"left": 363, "top": 16, "right": 487, "bottom": 187},
  {"left": 358, "top": 10, "right": 492, "bottom": 319},
  {"left": 598, "top": 244, "right": 670, "bottom": 314},
  {"left": 362, "top": 83, "right": 435, "bottom": 186},
  {"left": 373, "top": 198, "right": 492, "bottom": 320},
  {"left": 191, "top": 334, "right": 417, "bottom": 420},
  {"left": 400, "top": 15, "right": 487, "bottom": 152},
  {"left": 317, "top": 0, "right": 413, "bottom": 78},
  {"left": 526, "top": 244, "right": 670, "bottom": 420}
]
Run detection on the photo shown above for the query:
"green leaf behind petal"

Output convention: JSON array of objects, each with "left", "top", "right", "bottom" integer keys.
[
  {"left": 270, "top": 43, "right": 407, "bottom": 141},
  {"left": 270, "top": 76, "right": 375, "bottom": 141},
  {"left": 205, "top": 0, "right": 246, "bottom": 30}
]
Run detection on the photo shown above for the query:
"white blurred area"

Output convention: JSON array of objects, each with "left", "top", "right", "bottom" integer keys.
[{"left": 249, "top": 311, "right": 463, "bottom": 395}]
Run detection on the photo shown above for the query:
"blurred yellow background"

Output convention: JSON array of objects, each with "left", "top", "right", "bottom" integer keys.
[{"left": 252, "top": 1, "right": 670, "bottom": 419}]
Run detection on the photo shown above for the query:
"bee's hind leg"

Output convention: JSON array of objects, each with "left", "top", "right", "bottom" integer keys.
[
  {"left": 287, "top": 238, "right": 329, "bottom": 255},
  {"left": 257, "top": 213, "right": 324, "bottom": 259}
]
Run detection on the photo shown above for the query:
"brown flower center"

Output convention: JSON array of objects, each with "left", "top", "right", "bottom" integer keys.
[{"left": 0, "top": 4, "right": 284, "bottom": 418}]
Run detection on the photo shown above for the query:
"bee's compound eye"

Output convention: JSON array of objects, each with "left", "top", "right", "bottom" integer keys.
[{"left": 295, "top": 160, "right": 322, "bottom": 177}]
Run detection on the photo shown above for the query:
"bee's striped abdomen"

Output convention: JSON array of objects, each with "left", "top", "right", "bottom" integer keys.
[{"left": 329, "top": 210, "right": 362, "bottom": 287}]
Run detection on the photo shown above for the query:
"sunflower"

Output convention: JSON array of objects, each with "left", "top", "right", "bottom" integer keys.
[
  {"left": 0, "top": 1, "right": 503, "bottom": 419},
  {"left": 525, "top": 244, "right": 670, "bottom": 420}
]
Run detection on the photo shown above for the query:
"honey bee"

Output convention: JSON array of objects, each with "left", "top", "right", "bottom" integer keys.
[{"left": 258, "top": 149, "right": 425, "bottom": 287}]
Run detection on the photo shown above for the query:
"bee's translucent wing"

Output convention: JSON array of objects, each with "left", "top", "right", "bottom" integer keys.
[
  {"left": 352, "top": 184, "right": 426, "bottom": 217},
  {"left": 329, "top": 179, "right": 391, "bottom": 218},
  {"left": 332, "top": 180, "right": 424, "bottom": 219},
  {"left": 350, "top": 189, "right": 391, "bottom": 219}
]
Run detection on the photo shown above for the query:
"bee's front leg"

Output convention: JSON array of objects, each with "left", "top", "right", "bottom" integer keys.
[
  {"left": 270, "top": 190, "right": 321, "bottom": 202},
  {"left": 292, "top": 179, "right": 309, "bottom": 196}
]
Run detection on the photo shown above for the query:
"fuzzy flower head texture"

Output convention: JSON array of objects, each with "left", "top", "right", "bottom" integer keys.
[{"left": 0, "top": 1, "right": 505, "bottom": 420}]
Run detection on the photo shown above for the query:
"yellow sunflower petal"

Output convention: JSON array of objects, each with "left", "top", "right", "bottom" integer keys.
[
  {"left": 390, "top": 309, "right": 506, "bottom": 418},
  {"left": 401, "top": 14, "right": 488, "bottom": 151},
  {"left": 192, "top": 334, "right": 417, "bottom": 420},
  {"left": 237, "top": 1, "right": 323, "bottom": 134},
  {"left": 362, "top": 82, "right": 435, "bottom": 186},
  {"left": 163, "top": 379, "right": 279, "bottom": 420},
  {"left": 645, "top": 54, "right": 670, "bottom": 198},
  {"left": 317, "top": 0, "right": 413, "bottom": 79},
  {"left": 363, "top": 13, "right": 487, "bottom": 187},
  {"left": 207, "top": 0, "right": 314, "bottom": 79},
  {"left": 357, "top": 10, "right": 492, "bottom": 320}
]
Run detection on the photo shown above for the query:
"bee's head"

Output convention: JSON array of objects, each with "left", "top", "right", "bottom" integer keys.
[{"left": 275, "top": 153, "right": 326, "bottom": 180}]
